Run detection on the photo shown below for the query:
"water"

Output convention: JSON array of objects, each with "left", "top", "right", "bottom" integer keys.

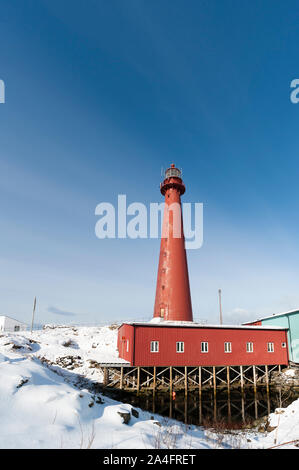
[{"left": 110, "top": 387, "right": 299, "bottom": 429}]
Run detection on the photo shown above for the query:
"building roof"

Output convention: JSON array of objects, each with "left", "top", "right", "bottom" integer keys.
[
  {"left": 243, "top": 309, "right": 299, "bottom": 325},
  {"left": 0, "top": 315, "right": 28, "bottom": 326},
  {"left": 119, "top": 320, "right": 288, "bottom": 331}
]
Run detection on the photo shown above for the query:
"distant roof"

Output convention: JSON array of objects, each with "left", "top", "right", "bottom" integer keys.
[
  {"left": 119, "top": 320, "right": 288, "bottom": 331},
  {"left": 0, "top": 315, "right": 28, "bottom": 326},
  {"left": 243, "top": 309, "right": 299, "bottom": 324}
]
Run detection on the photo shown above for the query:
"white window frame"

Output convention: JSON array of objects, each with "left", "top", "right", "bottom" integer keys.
[
  {"left": 224, "top": 342, "right": 232, "bottom": 353},
  {"left": 246, "top": 342, "right": 254, "bottom": 353},
  {"left": 267, "top": 342, "right": 274, "bottom": 353},
  {"left": 126, "top": 340, "right": 129, "bottom": 353},
  {"left": 201, "top": 342, "right": 208, "bottom": 353},
  {"left": 150, "top": 341, "right": 159, "bottom": 353},
  {"left": 176, "top": 341, "right": 184, "bottom": 353}
]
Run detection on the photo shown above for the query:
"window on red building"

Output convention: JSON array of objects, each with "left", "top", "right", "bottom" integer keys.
[
  {"left": 267, "top": 342, "right": 274, "bottom": 352},
  {"left": 246, "top": 342, "right": 253, "bottom": 353},
  {"left": 224, "top": 342, "right": 232, "bottom": 353},
  {"left": 176, "top": 342, "right": 184, "bottom": 353},
  {"left": 150, "top": 341, "right": 159, "bottom": 353},
  {"left": 201, "top": 342, "right": 208, "bottom": 353}
]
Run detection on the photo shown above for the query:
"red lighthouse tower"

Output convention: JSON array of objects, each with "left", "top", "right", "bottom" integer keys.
[{"left": 153, "top": 164, "right": 193, "bottom": 322}]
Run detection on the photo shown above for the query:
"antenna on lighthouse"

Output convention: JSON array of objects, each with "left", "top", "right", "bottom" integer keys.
[{"left": 218, "top": 289, "right": 223, "bottom": 325}]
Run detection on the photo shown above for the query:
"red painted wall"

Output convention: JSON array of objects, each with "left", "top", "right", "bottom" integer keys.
[
  {"left": 118, "top": 324, "right": 289, "bottom": 366},
  {"left": 117, "top": 324, "right": 135, "bottom": 364}
]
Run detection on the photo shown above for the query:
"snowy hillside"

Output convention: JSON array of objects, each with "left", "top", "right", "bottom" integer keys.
[{"left": 0, "top": 325, "right": 298, "bottom": 449}]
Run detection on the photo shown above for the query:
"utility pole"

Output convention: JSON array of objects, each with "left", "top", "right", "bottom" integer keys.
[
  {"left": 31, "top": 296, "right": 37, "bottom": 334},
  {"left": 218, "top": 289, "right": 223, "bottom": 325}
]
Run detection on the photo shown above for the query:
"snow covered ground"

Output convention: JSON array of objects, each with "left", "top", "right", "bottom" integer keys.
[{"left": 0, "top": 325, "right": 298, "bottom": 449}]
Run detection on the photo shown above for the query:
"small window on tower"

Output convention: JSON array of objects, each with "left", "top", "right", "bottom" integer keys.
[
  {"left": 160, "top": 308, "right": 165, "bottom": 318},
  {"left": 224, "top": 342, "right": 232, "bottom": 353},
  {"left": 201, "top": 342, "right": 208, "bottom": 353}
]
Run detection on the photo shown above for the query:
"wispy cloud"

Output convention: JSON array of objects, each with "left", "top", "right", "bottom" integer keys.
[
  {"left": 223, "top": 307, "right": 255, "bottom": 325},
  {"left": 47, "top": 306, "right": 77, "bottom": 317}
]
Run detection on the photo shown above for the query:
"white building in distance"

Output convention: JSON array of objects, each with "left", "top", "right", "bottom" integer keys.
[{"left": 0, "top": 315, "right": 27, "bottom": 332}]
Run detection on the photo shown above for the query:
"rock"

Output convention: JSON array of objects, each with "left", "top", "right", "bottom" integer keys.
[
  {"left": 117, "top": 411, "right": 131, "bottom": 424},
  {"left": 131, "top": 408, "right": 139, "bottom": 418},
  {"left": 152, "top": 421, "right": 161, "bottom": 427}
]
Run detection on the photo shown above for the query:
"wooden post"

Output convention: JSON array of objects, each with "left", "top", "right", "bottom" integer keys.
[
  {"left": 240, "top": 365, "right": 244, "bottom": 393},
  {"left": 120, "top": 366, "right": 124, "bottom": 390},
  {"left": 213, "top": 366, "right": 216, "bottom": 397},
  {"left": 137, "top": 367, "right": 140, "bottom": 394},
  {"left": 184, "top": 398, "right": 188, "bottom": 424},
  {"left": 253, "top": 365, "right": 257, "bottom": 394},
  {"left": 153, "top": 366, "right": 156, "bottom": 395},
  {"left": 170, "top": 366, "right": 173, "bottom": 396},
  {"left": 198, "top": 367, "right": 202, "bottom": 398},
  {"left": 103, "top": 367, "right": 108, "bottom": 386},
  {"left": 227, "top": 366, "right": 230, "bottom": 396},
  {"left": 265, "top": 365, "right": 269, "bottom": 394},
  {"left": 241, "top": 393, "right": 245, "bottom": 423},
  {"left": 185, "top": 366, "right": 188, "bottom": 397}
]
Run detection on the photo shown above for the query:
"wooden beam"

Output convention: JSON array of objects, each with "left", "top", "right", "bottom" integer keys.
[
  {"left": 213, "top": 366, "right": 216, "bottom": 397},
  {"left": 137, "top": 367, "right": 140, "bottom": 394},
  {"left": 185, "top": 366, "right": 188, "bottom": 397},
  {"left": 103, "top": 367, "right": 108, "bottom": 386},
  {"left": 153, "top": 366, "right": 156, "bottom": 395},
  {"left": 170, "top": 366, "right": 173, "bottom": 396},
  {"left": 120, "top": 366, "right": 124, "bottom": 390},
  {"left": 265, "top": 365, "right": 269, "bottom": 394},
  {"left": 227, "top": 366, "right": 230, "bottom": 396},
  {"left": 240, "top": 365, "right": 244, "bottom": 393},
  {"left": 253, "top": 365, "right": 257, "bottom": 394},
  {"left": 198, "top": 367, "right": 202, "bottom": 398}
]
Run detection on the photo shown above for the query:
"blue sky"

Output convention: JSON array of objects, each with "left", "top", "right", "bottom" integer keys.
[{"left": 0, "top": 0, "right": 299, "bottom": 326}]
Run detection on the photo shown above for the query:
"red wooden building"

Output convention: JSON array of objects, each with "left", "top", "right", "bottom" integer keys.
[{"left": 117, "top": 321, "right": 289, "bottom": 367}]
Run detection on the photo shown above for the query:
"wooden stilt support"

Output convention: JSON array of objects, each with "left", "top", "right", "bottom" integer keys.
[
  {"left": 254, "top": 393, "right": 258, "bottom": 420},
  {"left": 227, "top": 366, "right": 230, "bottom": 396},
  {"left": 240, "top": 365, "right": 244, "bottom": 394},
  {"left": 184, "top": 398, "right": 188, "bottom": 424},
  {"left": 103, "top": 367, "right": 108, "bottom": 386},
  {"left": 227, "top": 394, "right": 231, "bottom": 423},
  {"left": 137, "top": 367, "right": 140, "bottom": 394},
  {"left": 198, "top": 367, "right": 202, "bottom": 398},
  {"left": 253, "top": 365, "right": 257, "bottom": 394},
  {"left": 241, "top": 393, "right": 245, "bottom": 423},
  {"left": 170, "top": 366, "right": 173, "bottom": 396},
  {"left": 213, "top": 366, "right": 216, "bottom": 397},
  {"left": 265, "top": 365, "right": 269, "bottom": 394},
  {"left": 169, "top": 396, "right": 173, "bottom": 419},
  {"left": 185, "top": 366, "right": 188, "bottom": 397},
  {"left": 120, "top": 366, "right": 124, "bottom": 390},
  {"left": 153, "top": 366, "right": 156, "bottom": 396}
]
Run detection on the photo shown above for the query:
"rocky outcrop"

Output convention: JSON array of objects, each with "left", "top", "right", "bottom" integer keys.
[{"left": 270, "top": 366, "right": 299, "bottom": 387}]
